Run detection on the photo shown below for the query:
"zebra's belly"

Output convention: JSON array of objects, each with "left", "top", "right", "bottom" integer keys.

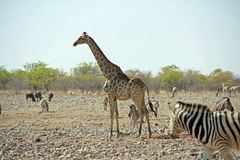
[{"left": 203, "top": 132, "right": 240, "bottom": 150}]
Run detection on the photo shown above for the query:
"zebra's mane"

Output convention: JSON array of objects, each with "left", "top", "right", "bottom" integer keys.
[{"left": 176, "top": 101, "right": 210, "bottom": 112}]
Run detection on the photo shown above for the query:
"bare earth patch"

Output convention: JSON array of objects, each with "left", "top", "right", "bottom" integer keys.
[{"left": 0, "top": 91, "right": 240, "bottom": 159}]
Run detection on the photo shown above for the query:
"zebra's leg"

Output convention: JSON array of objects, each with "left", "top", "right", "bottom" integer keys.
[
  {"left": 135, "top": 119, "right": 139, "bottom": 133},
  {"left": 133, "top": 119, "right": 136, "bottom": 132},
  {"left": 234, "top": 90, "right": 237, "bottom": 97},
  {"left": 220, "top": 147, "right": 232, "bottom": 160},
  {"left": 202, "top": 147, "right": 214, "bottom": 160}
]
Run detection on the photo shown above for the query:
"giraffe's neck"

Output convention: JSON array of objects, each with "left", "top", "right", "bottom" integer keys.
[{"left": 87, "top": 36, "right": 122, "bottom": 79}]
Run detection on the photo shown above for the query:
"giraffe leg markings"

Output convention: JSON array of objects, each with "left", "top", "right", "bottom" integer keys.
[
  {"left": 144, "top": 108, "right": 152, "bottom": 138},
  {"left": 108, "top": 99, "right": 114, "bottom": 138},
  {"left": 114, "top": 103, "right": 120, "bottom": 138}
]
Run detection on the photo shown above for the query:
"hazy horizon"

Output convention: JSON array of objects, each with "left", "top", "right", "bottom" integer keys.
[{"left": 1, "top": 0, "right": 240, "bottom": 76}]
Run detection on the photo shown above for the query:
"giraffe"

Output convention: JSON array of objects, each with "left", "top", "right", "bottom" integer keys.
[{"left": 73, "top": 32, "right": 155, "bottom": 138}]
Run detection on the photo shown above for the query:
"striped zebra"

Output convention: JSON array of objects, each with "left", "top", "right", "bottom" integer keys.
[
  {"left": 168, "top": 101, "right": 240, "bottom": 160},
  {"left": 229, "top": 85, "right": 240, "bottom": 97}
]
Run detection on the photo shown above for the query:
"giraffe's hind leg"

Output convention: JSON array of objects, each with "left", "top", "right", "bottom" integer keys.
[
  {"left": 137, "top": 108, "right": 144, "bottom": 137},
  {"left": 128, "top": 78, "right": 152, "bottom": 138},
  {"left": 114, "top": 102, "right": 120, "bottom": 138},
  {"left": 144, "top": 107, "right": 151, "bottom": 138},
  {"left": 132, "top": 96, "right": 151, "bottom": 138}
]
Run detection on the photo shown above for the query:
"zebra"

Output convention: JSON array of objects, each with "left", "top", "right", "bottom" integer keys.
[
  {"left": 103, "top": 97, "right": 108, "bottom": 110},
  {"left": 216, "top": 87, "right": 221, "bottom": 97},
  {"left": 26, "top": 92, "right": 36, "bottom": 102},
  {"left": 128, "top": 104, "right": 139, "bottom": 130},
  {"left": 171, "top": 87, "right": 177, "bottom": 98},
  {"left": 35, "top": 91, "right": 42, "bottom": 102},
  {"left": 48, "top": 93, "right": 54, "bottom": 101},
  {"left": 39, "top": 99, "right": 49, "bottom": 112},
  {"left": 147, "top": 100, "right": 159, "bottom": 117},
  {"left": 210, "top": 97, "right": 234, "bottom": 112},
  {"left": 168, "top": 101, "right": 240, "bottom": 160},
  {"left": 229, "top": 85, "right": 240, "bottom": 97}
]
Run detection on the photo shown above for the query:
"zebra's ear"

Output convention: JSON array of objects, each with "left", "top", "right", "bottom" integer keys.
[{"left": 167, "top": 102, "right": 175, "bottom": 112}]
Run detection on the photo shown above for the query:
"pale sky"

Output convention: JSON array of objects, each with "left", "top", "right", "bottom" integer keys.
[{"left": 0, "top": 0, "right": 240, "bottom": 75}]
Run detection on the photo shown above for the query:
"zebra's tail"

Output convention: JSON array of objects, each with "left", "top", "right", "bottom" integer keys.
[{"left": 145, "top": 85, "right": 157, "bottom": 117}]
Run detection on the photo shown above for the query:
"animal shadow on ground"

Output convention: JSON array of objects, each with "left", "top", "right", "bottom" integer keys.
[{"left": 38, "top": 111, "right": 55, "bottom": 114}]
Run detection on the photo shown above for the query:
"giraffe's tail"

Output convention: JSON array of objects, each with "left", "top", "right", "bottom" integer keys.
[
  {"left": 145, "top": 85, "right": 157, "bottom": 117},
  {"left": 148, "top": 101, "right": 157, "bottom": 117}
]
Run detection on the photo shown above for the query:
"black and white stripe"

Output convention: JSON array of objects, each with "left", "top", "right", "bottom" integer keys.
[{"left": 169, "top": 101, "right": 240, "bottom": 160}]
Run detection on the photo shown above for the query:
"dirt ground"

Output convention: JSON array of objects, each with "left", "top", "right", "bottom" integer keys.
[{"left": 0, "top": 90, "right": 240, "bottom": 160}]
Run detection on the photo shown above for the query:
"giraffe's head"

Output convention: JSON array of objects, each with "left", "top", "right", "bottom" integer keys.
[{"left": 73, "top": 32, "right": 89, "bottom": 46}]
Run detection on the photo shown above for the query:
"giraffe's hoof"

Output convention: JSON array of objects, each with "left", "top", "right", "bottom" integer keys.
[
  {"left": 137, "top": 134, "right": 141, "bottom": 138},
  {"left": 108, "top": 133, "right": 113, "bottom": 138},
  {"left": 148, "top": 131, "right": 152, "bottom": 138}
]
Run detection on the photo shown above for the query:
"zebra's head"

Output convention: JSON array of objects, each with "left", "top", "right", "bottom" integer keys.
[
  {"left": 168, "top": 102, "right": 185, "bottom": 138},
  {"left": 217, "top": 97, "right": 234, "bottom": 112},
  {"left": 129, "top": 104, "right": 137, "bottom": 111}
]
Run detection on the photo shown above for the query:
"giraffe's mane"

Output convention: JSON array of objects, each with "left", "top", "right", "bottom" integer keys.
[
  {"left": 177, "top": 101, "right": 210, "bottom": 112},
  {"left": 88, "top": 36, "right": 122, "bottom": 71}
]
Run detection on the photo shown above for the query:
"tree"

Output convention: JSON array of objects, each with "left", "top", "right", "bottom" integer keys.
[
  {"left": 159, "top": 65, "right": 183, "bottom": 90},
  {"left": 0, "top": 66, "right": 11, "bottom": 89},
  {"left": 209, "top": 68, "right": 234, "bottom": 83},
  {"left": 71, "top": 62, "right": 101, "bottom": 76},
  {"left": 24, "top": 61, "right": 61, "bottom": 91},
  {"left": 181, "top": 69, "right": 206, "bottom": 90},
  {"left": 125, "top": 69, "right": 152, "bottom": 83},
  {"left": 71, "top": 62, "right": 105, "bottom": 91},
  {"left": 8, "top": 69, "right": 28, "bottom": 89}
]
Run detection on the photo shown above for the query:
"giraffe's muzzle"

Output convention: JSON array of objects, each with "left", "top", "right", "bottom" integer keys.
[{"left": 73, "top": 42, "right": 78, "bottom": 46}]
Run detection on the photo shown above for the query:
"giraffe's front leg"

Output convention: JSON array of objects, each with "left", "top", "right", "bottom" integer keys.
[
  {"left": 108, "top": 98, "right": 114, "bottom": 138},
  {"left": 112, "top": 97, "right": 119, "bottom": 138},
  {"left": 108, "top": 95, "right": 118, "bottom": 138}
]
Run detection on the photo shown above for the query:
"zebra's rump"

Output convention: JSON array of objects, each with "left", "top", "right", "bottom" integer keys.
[{"left": 213, "top": 111, "right": 240, "bottom": 149}]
